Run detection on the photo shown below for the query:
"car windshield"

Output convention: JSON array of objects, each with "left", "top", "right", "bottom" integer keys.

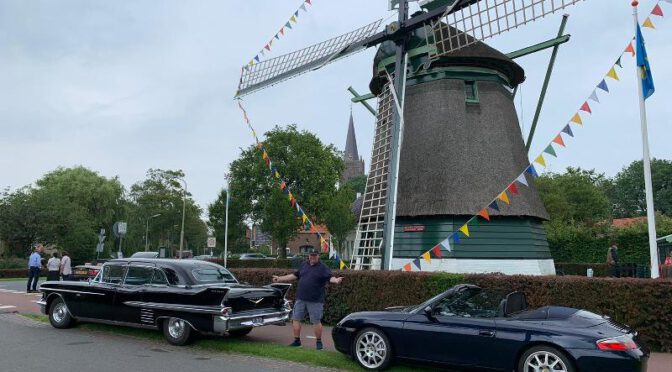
[{"left": 191, "top": 267, "right": 237, "bottom": 283}]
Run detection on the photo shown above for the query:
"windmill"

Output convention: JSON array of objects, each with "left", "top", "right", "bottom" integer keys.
[{"left": 236, "top": 0, "right": 588, "bottom": 272}]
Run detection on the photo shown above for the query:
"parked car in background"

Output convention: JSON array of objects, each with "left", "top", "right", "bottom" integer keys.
[
  {"left": 239, "top": 253, "right": 274, "bottom": 260},
  {"left": 333, "top": 284, "right": 649, "bottom": 371},
  {"left": 39, "top": 259, "right": 292, "bottom": 345},
  {"left": 71, "top": 264, "right": 102, "bottom": 282},
  {"left": 193, "top": 255, "right": 213, "bottom": 261},
  {"left": 130, "top": 251, "right": 159, "bottom": 259}
]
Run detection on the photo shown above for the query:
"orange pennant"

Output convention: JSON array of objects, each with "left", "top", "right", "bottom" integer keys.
[
  {"left": 498, "top": 192, "right": 510, "bottom": 205},
  {"left": 625, "top": 42, "right": 635, "bottom": 57},
  {"left": 553, "top": 134, "right": 566, "bottom": 147},
  {"left": 403, "top": 263, "right": 412, "bottom": 272},
  {"left": 478, "top": 209, "right": 490, "bottom": 221},
  {"left": 570, "top": 113, "right": 583, "bottom": 125}
]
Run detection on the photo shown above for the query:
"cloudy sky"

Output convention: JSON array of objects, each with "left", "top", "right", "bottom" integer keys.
[{"left": 1, "top": 0, "right": 671, "bottom": 213}]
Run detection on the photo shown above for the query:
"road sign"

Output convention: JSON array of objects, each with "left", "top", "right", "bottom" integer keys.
[
  {"left": 113, "top": 222, "right": 127, "bottom": 238},
  {"left": 207, "top": 237, "right": 216, "bottom": 248}
]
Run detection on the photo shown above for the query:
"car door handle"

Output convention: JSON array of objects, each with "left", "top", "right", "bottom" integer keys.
[{"left": 479, "top": 330, "right": 495, "bottom": 337}]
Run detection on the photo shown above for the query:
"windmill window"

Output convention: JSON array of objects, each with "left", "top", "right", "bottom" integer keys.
[{"left": 465, "top": 81, "right": 479, "bottom": 104}]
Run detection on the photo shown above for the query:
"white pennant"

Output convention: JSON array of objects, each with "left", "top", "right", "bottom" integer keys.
[
  {"left": 328, "top": 242, "right": 335, "bottom": 259},
  {"left": 440, "top": 238, "right": 452, "bottom": 252},
  {"left": 588, "top": 90, "right": 600, "bottom": 103},
  {"left": 516, "top": 173, "right": 529, "bottom": 187}
]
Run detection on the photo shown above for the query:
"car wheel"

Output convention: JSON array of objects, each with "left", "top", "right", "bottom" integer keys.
[
  {"left": 518, "top": 345, "right": 575, "bottom": 372},
  {"left": 353, "top": 327, "right": 393, "bottom": 371},
  {"left": 227, "top": 327, "right": 253, "bottom": 337},
  {"left": 49, "top": 297, "right": 74, "bottom": 329},
  {"left": 162, "top": 317, "right": 194, "bottom": 346}
]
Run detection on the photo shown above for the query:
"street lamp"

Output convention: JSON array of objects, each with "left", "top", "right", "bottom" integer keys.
[
  {"left": 224, "top": 173, "right": 230, "bottom": 268},
  {"left": 144, "top": 213, "right": 161, "bottom": 252},
  {"left": 176, "top": 177, "right": 187, "bottom": 259}
]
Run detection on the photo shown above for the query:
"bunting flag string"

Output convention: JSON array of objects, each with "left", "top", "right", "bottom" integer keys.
[
  {"left": 236, "top": 100, "right": 347, "bottom": 270},
  {"left": 243, "top": 0, "right": 314, "bottom": 69},
  {"left": 401, "top": 1, "right": 667, "bottom": 271}
]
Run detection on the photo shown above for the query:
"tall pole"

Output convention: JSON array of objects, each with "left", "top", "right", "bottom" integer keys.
[
  {"left": 381, "top": 0, "right": 408, "bottom": 271},
  {"left": 178, "top": 178, "right": 187, "bottom": 259},
  {"left": 145, "top": 213, "right": 161, "bottom": 252},
  {"left": 224, "top": 173, "right": 230, "bottom": 268},
  {"left": 632, "top": 1, "right": 659, "bottom": 278}
]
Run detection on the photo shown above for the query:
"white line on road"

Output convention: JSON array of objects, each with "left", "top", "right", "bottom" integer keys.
[{"left": 0, "top": 305, "right": 17, "bottom": 310}]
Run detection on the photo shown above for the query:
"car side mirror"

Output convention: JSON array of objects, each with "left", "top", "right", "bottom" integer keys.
[{"left": 424, "top": 305, "right": 435, "bottom": 318}]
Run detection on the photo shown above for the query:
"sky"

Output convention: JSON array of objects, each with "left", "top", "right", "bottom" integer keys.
[{"left": 1, "top": 0, "right": 671, "bottom": 215}]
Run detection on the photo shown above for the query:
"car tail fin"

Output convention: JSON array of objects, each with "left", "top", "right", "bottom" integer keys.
[{"left": 265, "top": 283, "right": 291, "bottom": 297}]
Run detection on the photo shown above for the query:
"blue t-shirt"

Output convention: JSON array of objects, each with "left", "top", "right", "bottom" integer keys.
[{"left": 294, "top": 261, "right": 332, "bottom": 303}]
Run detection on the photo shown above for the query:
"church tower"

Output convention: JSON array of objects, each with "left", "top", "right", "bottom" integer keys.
[{"left": 341, "top": 110, "right": 365, "bottom": 185}]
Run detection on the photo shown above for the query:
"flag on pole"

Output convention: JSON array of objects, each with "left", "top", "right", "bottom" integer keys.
[{"left": 636, "top": 24, "right": 655, "bottom": 99}]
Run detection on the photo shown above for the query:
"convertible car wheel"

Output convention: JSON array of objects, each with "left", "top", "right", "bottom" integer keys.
[
  {"left": 48, "top": 297, "right": 74, "bottom": 329},
  {"left": 228, "top": 327, "right": 253, "bottom": 337},
  {"left": 162, "top": 317, "right": 194, "bottom": 346},
  {"left": 518, "top": 345, "right": 575, "bottom": 372},
  {"left": 353, "top": 327, "right": 392, "bottom": 371}
]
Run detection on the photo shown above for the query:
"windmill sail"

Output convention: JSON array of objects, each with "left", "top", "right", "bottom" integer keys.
[
  {"left": 428, "top": 0, "right": 584, "bottom": 59},
  {"left": 236, "top": 19, "right": 384, "bottom": 97}
]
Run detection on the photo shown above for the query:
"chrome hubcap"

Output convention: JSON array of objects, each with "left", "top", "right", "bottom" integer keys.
[
  {"left": 524, "top": 351, "right": 568, "bottom": 372},
  {"left": 168, "top": 318, "right": 186, "bottom": 339},
  {"left": 355, "top": 331, "right": 387, "bottom": 369},
  {"left": 52, "top": 303, "right": 67, "bottom": 324}
]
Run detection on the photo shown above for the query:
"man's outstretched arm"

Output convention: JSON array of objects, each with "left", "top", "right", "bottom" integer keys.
[{"left": 273, "top": 274, "right": 298, "bottom": 282}]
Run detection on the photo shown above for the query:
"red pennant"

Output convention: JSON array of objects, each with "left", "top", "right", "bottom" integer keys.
[
  {"left": 403, "top": 263, "right": 412, "bottom": 272},
  {"left": 652, "top": 4, "right": 664, "bottom": 17},
  {"left": 478, "top": 209, "right": 490, "bottom": 221},
  {"left": 508, "top": 183, "right": 519, "bottom": 195},
  {"left": 290, "top": 197, "right": 297, "bottom": 208},
  {"left": 305, "top": 0, "right": 311, "bottom": 4},
  {"left": 322, "top": 241, "right": 329, "bottom": 253},
  {"left": 280, "top": 181, "right": 286, "bottom": 190},
  {"left": 580, "top": 102, "right": 592, "bottom": 114},
  {"left": 264, "top": 44, "right": 271, "bottom": 51},
  {"left": 625, "top": 42, "right": 635, "bottom": 57},
  {"left": 279, "top": 28, "right": 285, "bottom": 36},
  {"left": 431, "top": 245, "right": 442, "bottom": 258},
  {"left": 553, "top": 134, "right": 566, "bottom": 147}
]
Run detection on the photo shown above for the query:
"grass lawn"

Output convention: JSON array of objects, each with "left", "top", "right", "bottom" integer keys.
[{"left": 20, "top": 314, "right": 424, "bottom": 371}]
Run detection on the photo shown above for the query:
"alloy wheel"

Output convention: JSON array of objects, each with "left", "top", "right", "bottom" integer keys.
[
  {"left": 52, "top": 302, "right": 67, "bottom": 324},
  {"left": 355, "top": 331, "right": 387, "bottom": 369},
  {"left": 523, "top": 350, "right": 568, "bottom": 372},
  {"left": 168, "top": 318, "right": 186, "bottom": 339}
]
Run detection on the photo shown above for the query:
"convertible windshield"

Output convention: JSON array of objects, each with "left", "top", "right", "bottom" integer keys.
[{"left": 192, "top": 267, "right": 237, "bottom": 283}]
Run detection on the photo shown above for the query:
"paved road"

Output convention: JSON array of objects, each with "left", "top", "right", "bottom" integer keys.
[{"left": 0, "top": 312, "right": 336, "bottom": 372}]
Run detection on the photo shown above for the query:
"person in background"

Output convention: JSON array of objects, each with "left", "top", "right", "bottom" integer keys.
[
  {"left": 46, "top": 252, "right": 61, "bottom": 281},
  {"left": 60, "top": 251, "right": 72, "bottom": 281},
  {"left": 607, "top": 241, "right": 620, "bottom": 278},
  {"left": 272, "top": 249, "right": 343, "bottom": 350},
  {"left": 26, "top": 244, "right": 43, "bottom": 293}
]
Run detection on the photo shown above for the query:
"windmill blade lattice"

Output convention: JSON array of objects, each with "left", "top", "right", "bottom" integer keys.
[
  {"left": 237, "top": 18, "right": 383, "bottom": 97},
  {"left": 428, "top": 0, "right": 584, "bottom": 59}
]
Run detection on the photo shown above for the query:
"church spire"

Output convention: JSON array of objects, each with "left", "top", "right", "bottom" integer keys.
[{"left": 344, "top": 109, "right": 359, "bottom": 161}]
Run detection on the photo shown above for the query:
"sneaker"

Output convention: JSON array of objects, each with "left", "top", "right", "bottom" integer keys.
[
  {"left": 316, "top": 340, "right": 323, "bottom": 350},
  {"left": 289, "top": 339, "right": 301, "bottom": 347}
]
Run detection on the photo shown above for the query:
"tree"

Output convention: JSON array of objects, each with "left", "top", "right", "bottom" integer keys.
[
  {"left": 0, "top": 187, "right": 41, "bottom": 257},
  {"left": 345, "top": 174, "right": 367, "bottom": 197},
  {"left": 322, "top": 186, "right": 357, "bottom": 255},
  {"left": 208, "top": 189, "right": 248, "bottom": 255},
  {"left": 536, "top": 167, "right": 612, "bottom": 225},
  {"left": 610, "top": 159, "right": 672, "bottom": 218},
  {"left": 228, "top": 125, "right": 344, "bottom": 258}
]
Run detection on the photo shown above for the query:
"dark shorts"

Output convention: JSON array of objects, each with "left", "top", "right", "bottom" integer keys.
[{"left": 292, "top": 299, "right": 324, "bottom": 324}]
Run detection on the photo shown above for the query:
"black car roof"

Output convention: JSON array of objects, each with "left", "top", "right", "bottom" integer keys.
[{"left": 106, "top": 258, "right": 227, "bottom": 285}]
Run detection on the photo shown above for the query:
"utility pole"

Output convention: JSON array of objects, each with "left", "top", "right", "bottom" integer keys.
[
  {"left": 224, "top": 173, "right": 230, "bottom": 268},
  {"left": 177, "top": 178, "right": 187, "bottom": 259}
]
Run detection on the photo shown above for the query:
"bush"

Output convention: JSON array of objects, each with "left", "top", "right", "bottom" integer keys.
[
  {"left": 0, "top": 258, "right": 27, "bottom": 269},
  {"left": 0, "top": 268, "right": 47, "bottom": 278},
  {"left": 207, "top": 258, "right": 340, "bottom": 269}
]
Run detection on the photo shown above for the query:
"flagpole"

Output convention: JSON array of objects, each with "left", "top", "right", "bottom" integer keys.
[{"left": 632, "top": 0, "right": 660, "bottom": 279}]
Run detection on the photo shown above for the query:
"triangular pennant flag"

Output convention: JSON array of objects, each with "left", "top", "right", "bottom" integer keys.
[
  {"left": 451, "top": 232, "right": 461, "bottom": 244},
  {"left": 280, "top": 180, "right": 286, "bottom": 190},
  {"left": 279, "top": 27, "right": 285, "bottom": 36},
  {"left": 516, "top": 173, "right": 529, "bottom": 187},
  {"left": 403, "top": 263, "right": 412, "bottom": 272},
  {"left": 274, "top": 34, "right": 280, "bottom": 40},
  {"left": 478, "top": 209, "right": 491, "bottom": 221},
  {"left": 534, "top": 154, "right": 546, "bottom": 167},
  {"left": 439, "top": 238, "right": 451, "bottom": 252},
  {"left": 290, "top": 197, "right": 297, "bottom": 208},
  {"left": 262, "top": 151, "right": 268, "bottom": 160},
  {"left": 615, "top": 56, "right": 622, "bottom": 68},
  {"left": 412, "top": 258, "right": 422, "bottom": 270},
  {"left": 607, "top": 66, "right": 620, "bottom": 81},
  {"left": 264, "top": 44, "right": 271, "bottom": 51},
  {"left": 508, "top": 182, "right": 519, "bottom": 195},
  {"left": 310, "top": 225, "right": 317, "bottom": 234},
  {"left": 489, "top": 200, "right": 500, "bottom": 212},
  {"left": 422, "top": 251, "right": 431, "bottom": 263},
  {"left": 288, "top": 191, "right": 293, "bottom": 200},
  {"left": 431, "top": 244, "right": 443, "bottom": 257},
  {"left": 625, "top": 42, "right": 635, "bottom": 57},
  {"left": 643, "top": 17, "right": 655, "bottom": 29},
  {"left": 285, "top": 21, "right": 292, "bottom": 29},
  {"left": 254, "top": 55, "right": 260, "bottom": 62},
  {"left": 297, "top": 207, "right": 303, "bottom": 218},
  {"left": 498, "top": 192, "right": 510, "bottom": 205},
  {"left": 570, "top": 113, "right": 583, "bottom": 125},
  {"left": 294, "top": 10, "right": 299, "bottom": 18},
  {"left": 553, "top": 134, "right": 566, "bottom": 147},
  {"left": 340, "top": 260, "right": 346, "bottom": 270},
  {"left": 562, "top": 124, "right": 574, "bottom": 137},
  {"left": 526, "top": 164, "right": 539, "bottom": 178},
  {"left": 459, "top": 224, "right": 470, "bottom": 237},
  {"left": 597, "top": 79, "right": 610, "bottom": 92},
  {"left": 544, "top": 144, "right": 557, "bottom": 157},
  {"left": 300, "top": 4, "right": 307, "bottom": 11},
  {"left": 290, "top": 15, "right": 297, "bottom": 23},
  {"left": 248, "top": 60, "right": 254, "bottom": 66},
  {"left": 652, "top": 4, "right": 664, "bottom": 17},
  {"left": 275, "top": 170, "right": 280, "bottom": 178},
  {"left": 589, "top": 90, "right": 600, "bottom": 103},
  {"left": 305, "top": 0, "right": 311, "bottom": 4},
  {"left": 580, "top": 102, "right": 592, "bottom": 114}
]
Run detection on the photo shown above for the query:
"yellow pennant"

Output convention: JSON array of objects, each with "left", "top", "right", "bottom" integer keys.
[
  {"left": 607, "top": 67, "right": 620, "bottom": 81},
  {"left": 275, "top": 170, "right": 280, "bottom": 178},
  {"left": 498, "top": 191, "right": 510, "bottom": 205},
  {"left": 339, "top": 260, "right": 346, "bottom": 270},
  {"left": 570, "top": 113, "right": 583, "bottom": 125},
  {"left": 422, "top": 251, "right": 431, "bottom": 263},
  {"left": 534, "top": 154, "right": 546, "bottom": 167},
  {"left": 320, "top": 237, "right": 326, "bottom": 246},
  {"left": 459, "top": 224, "right": 470, "bottom": 237},
  {"left": 643, "top": 17, "right": 655, "bottom": 29},
  {"left": 288, "top": 192, "right": 293, "bottom": 201},
  {"left": 301, "top": 214, "right": 307, "bottom": 223},
  {"left": 290, "top": 15, "right": 297, "bottom": 23}
]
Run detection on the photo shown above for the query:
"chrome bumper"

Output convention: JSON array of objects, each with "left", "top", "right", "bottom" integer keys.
[
  {"left": 37, "top": 299, "right": 47, "bottom": 314},
  {"left": 213, "top": 308, "right": 291, "bottom": 334}
]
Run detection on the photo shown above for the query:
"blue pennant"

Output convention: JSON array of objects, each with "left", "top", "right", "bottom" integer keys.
[
  {"left": 562, "top": 124, "right": 574, "bottom": 137},
  {"left": 254, "top": 55, "right": 260, "bottom": 63},
  {"left": 526, "top": 165, "right": 539, "bottom": 178},
  {"left": 297, "top": 208, "right": 303, "bottom": 217},
  {"left": 451, "top": 232, "right": 461, "bottom": 244},
  {"left": 489, "top": 201, "right": 500, "bottom": 212},
  {"left": 412, "top": 258, "right": 422, "bottom": 270},
  {"left": 597, "top": 79, "right": 609, "bottom": 93}
]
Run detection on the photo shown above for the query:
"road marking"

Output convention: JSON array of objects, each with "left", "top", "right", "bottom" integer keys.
[{"left": 0, "top": 305, "right": 17, "bottom": 310}]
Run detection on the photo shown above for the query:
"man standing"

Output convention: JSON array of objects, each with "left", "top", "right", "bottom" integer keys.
[
  {"left": 607, "top": 241, "right": 620, "bottom": 278},
  {"left": 60, "top": 251, "right": 72, "bottom": 281},
  {"left": 273, "top": 249, "right": 343, "bottom": 350},
  {"left": 27, "top": 244, "right": 43, "bottom": 293}
]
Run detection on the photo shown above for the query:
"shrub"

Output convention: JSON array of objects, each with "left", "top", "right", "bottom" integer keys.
[{"left": 0, "top": 258, "right": 27, "bottom": 269}]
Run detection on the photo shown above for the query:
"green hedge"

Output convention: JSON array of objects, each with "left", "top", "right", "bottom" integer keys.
[
  {"left": 230, "top": 269, "right": 672, "bottom": 352},
  {"left": 0, "top": 269, "right": 47, "bottom": 278},
  {"left": 206, "top": 258, "right": 339, "bottom": 269}
]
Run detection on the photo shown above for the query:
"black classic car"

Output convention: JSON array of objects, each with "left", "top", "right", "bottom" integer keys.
[
  {"left": 38, "top": 259, "right": 292, "bottom": 345},
  {"left": 333, "top": 284, "right": 649, "bottom": 371}
]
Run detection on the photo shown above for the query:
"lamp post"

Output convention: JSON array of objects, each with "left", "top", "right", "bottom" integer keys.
[
  {"left": 224, "top": 173, "right": 230, "bottom": 268},
  {"left": 144, "top": 213, "right": 161, "bottom": 252},
  {"left": 176, "top": 178, "right": 187, "bottom": 259}
]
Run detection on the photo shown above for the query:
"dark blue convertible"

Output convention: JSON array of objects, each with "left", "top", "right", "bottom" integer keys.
[{"left": 332, "top": 284, "right": 649, "bottom": 371}]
